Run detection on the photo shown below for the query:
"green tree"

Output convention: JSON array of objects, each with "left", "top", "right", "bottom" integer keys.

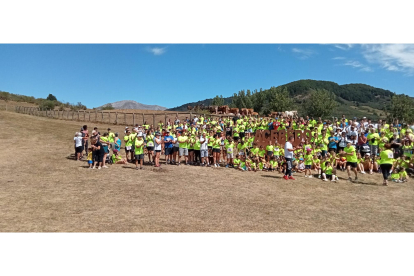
[
  {"left": 46, "top": 94, "right": 57, "bottom": 101},
  {"left": 303, "top": 89, "right": 337, "bottom": 118},
  {"left": 211, "top": 95, "right": 224, "bottom": 106},
  {"left": 101, "top": 104, "right": 115, "bottom": 110},
  {"left": 39, "top": 100, "right": 56, "bottom": 110},
  {"left": 268, "top": 87, "right": 294, "bottom": 113},
  {"left": 244, "top": 90, "right": 253, "bottom": 108},
  {"left": 387, "top": 94, "right": 414, "bottom": 123}
]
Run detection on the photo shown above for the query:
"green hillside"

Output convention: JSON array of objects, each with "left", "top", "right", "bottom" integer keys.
[{"left": 168, "top": 79, "right": 397, "bottom": 120}]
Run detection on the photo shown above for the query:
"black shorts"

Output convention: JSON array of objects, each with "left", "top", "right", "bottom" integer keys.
[
  {"left": 155, "top": 150, "right": 161, "bottom": 153},
  {"left": 305, "top": 165, "right": 312, "bottom": 169},
  {"left": 95, "top": 154, "right": 103, "bottom": 162},
  {"left": 326, "top": 174, "right": 333, "bottom": 180},
  {"left": 75, "top": 146, "right": 83, "bottom": 153},
  {"left": 213, "top": 148, "right": 221, "bottom": 153},
  {"left": 165, "top": 147, "right": 173, "bottom": 155},
  {"left": 147, "top": 146, "right": 154, "bottom": 151},
  {"left": 125, "top": 148, "right": 132, "bottom": 153},
  {"left": 135, "top": 154, "right": 144, "bottom": 160},
  {"left": 267, "top": 151, "right": 273, "bottom": 156},
  {"left": 188, "top": 149, "right": 194, "bottom": 152},
  {"left": 173, "top": 147, "right": 179, "bottom": 152},
  {"left": 208, "top": 146, "right": 212, "bottom": 150},
  {"left": 346, "top": 162, "right": 357, "bottom": 168}
]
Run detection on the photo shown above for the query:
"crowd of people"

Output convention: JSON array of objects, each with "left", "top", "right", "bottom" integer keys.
[{"left": 73, "top": 114, "right": 414, "bottom": 186}]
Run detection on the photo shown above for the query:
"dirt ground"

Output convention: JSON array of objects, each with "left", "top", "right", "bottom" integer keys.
[{"left": 1, "top": 110, "right": 413, "bottom": 232}]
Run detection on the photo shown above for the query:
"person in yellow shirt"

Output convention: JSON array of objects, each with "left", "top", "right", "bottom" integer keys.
[
  {"left": 111, "top": 149, "right": 127, "bottom": 164},
  {"left": 134, "top": 134, "right": 145, "bottom": 170},
  {"left": 87, "top": 148, "right": 93, "bottom": 168},
  {"left": 340, "top": 142, "right": 359, "bottom": 181},
  {"left": 379, "top": 143, "right": 394, "bottom": 186}
]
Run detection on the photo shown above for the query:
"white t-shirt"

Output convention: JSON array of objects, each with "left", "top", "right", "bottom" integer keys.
[
  {"left": 74, "top": 137, "right": 83, "bottom": 147},
  {"left": 200, "top": 137, "right": 208, "bottom": 150},
  {"left": 154, "top": 137, "right": 162, "bottom": 150},
  {"left": 284, "top": 142, "right": 293, "bottom": 159}
]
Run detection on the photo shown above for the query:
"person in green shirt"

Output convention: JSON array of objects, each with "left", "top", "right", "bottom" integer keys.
[
  {"left": 304, "top": 148, "right": 314, "bottom": 178},
  {"left": 134, "top": 134, "right": 145, "bottom": 170},
  {"left": 341, "top": 142, "right": 359, "bottom": 181},
  {"left": 379, "top": 143, "right": 395, "bottom": 186},
  {"left": 266, "top": 141, "right": 274, "bottom": 161},
  {"left": 123, "top": 130, "right": 133, "bottom": 162},
  {"left": 225, "top": 137, "right": 235, "bottom": 168},
  {"left": 212, "top": 133, "right": 222, "bottom": 167},
  {"left": 322, "top": 161, "right": 338, "bottom": 182},
  {"left": 367, "top": 128, "right": 380, "bottom": 158},
  {"left": 107, "top": 128, "right": 115, "bottom": 149},
  {"left": 177, "top": 131, "right": 189, "bottom": 165}
]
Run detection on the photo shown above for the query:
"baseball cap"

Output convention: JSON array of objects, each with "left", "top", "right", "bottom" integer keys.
[
  {"left": 306, "top": 148, "right": 312, "bottom": 152},
  {"left": 137, "top": 133, "right": 143, "bottom": 137},
  {"left": 113, "top": 149, "right": 118, "bottom": 153}
]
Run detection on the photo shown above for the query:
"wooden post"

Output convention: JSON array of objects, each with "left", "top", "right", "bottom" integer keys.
[
  {"left": 133, "top": 113, "right": 135, "bottom": 126},
  {"left": 190, "top": 111, "right": 192, "bottom": 120},
  {"left": 164, "top": 113, "right": 167, "bottom": 126},
  {"left": 124, "top": 113, "right": 126, "bottom": 125},
  {"left": 89, "top": 111, "right": 91, "bottom": 121},
  {"left": 95, "top": 110, "right": 97, "bottom": 122},
  {"left": 83, "top": 111, "right": 86, "bottom": 121},
  {"left": 153, "top": 113, "right": 155, "bottom": 126},
  {"left": 142, "top": 113, "right": 145, "bottom": 125},
  {"left": 77, "top": 111, "right": 80, "bottom": 120},
  {"left": 115, "top": 112, "right": 118, "bottom": 125}
]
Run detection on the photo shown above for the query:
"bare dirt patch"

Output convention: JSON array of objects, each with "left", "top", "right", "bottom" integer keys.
[{"left": 1, "top": 111, "right": 413, "bottom": 232}]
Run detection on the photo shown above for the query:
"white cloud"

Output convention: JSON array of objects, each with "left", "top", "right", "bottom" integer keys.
[
  {"left": 147, "top": 47, "right": 167, "bottom": 55},
  {"left": 334, "top": 44, "right": 353, "bottom": 51},
  {"left": 342, "top": 60, "right": 373, "bottom": 72},
  {"left": 291, "top": 47, "right": 316, "bottom": 59},
  {"left": 362, "top": 44, "right": 414, "bottom": 74},
  {"left": 332, "top": 56, "right": 345, "bottom": 60}
]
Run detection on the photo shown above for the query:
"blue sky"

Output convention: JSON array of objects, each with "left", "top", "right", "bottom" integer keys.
[{"left": 1, "top": 44, "right": 413, "bottom": 109}]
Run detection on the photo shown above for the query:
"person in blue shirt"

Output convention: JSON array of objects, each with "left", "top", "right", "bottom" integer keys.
[
  {"left": 328, "top": 135, "right": 339, "bottom": 153},
  {"left": 163, "top": 130, "right": 174, "bottom": 164}
]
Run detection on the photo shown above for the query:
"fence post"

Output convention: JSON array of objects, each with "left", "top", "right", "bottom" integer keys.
[
  {"left": 190, "top": 111, "right": 192, "bottom": 120},
  {"left": 115, "top": 112, "right": 118, "bottom": 125},
  {"left": 83, "top": 111, "right": 86, "bottom": 121},
  {"left": 142, "top": 113, "right": 145, "bottom": 125},
  {"left": 164, "top": 113, "right": 167, "bottom": 126},
  {"left": 89, "top": 111, "right": 91, "bottom": 121},
  {"left": 133, "top": 113, "right": 135, "bottom": 126},
  {"left": 153, "top": 113, "right": 155, "bottom": 126},
  {"left": 124, "top": 113, "right": 126, "bottom": 125},
  {"left": 77, "top": 111, "right": 80, "bottom": 120},
  {"left": 95, "top": 110, "right": 97, "bottom": 122},
  {"left": 108, "top": 112, "right": 110, "bottom": 124}
]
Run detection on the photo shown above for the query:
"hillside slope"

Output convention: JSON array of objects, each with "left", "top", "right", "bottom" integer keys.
[
  {"left": 97, "top": 100, "right": 167, "bottom": 111},
  {"left": 167, "top": 79, "right": 398, "bottom": 119}
]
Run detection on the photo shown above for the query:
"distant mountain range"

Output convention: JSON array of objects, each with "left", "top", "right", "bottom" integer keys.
[{"left": 97, "top": 100, "right": 167, "bottom": 111}]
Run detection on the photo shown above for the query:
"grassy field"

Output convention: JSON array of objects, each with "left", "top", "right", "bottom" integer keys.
[{"left": 1, "top": 110, "right": 413, "bottom": 232}]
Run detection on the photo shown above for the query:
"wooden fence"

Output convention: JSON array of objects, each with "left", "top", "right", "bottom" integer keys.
[{"left": 3, "top": 105, "right": 232, "bottom": 127}]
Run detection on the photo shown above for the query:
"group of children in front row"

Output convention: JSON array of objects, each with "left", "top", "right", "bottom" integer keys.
[{"left": 226, "top": 142, "right": 411, "bottom": 183}]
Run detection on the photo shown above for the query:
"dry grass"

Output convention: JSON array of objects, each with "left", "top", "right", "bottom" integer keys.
[{"left": 1, "top": 110, "right": 414, "bottom": 232}]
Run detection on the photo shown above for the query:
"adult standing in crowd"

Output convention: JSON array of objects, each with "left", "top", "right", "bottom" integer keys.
[
  {"left": 81, "top": 125, "right": 89, "bottom": 156},
  {"left": 283, "top": 136, "right": 296, "bottom": 180},
  {"left": 379, "top": 144, "right": 394, "bottom": 186}
]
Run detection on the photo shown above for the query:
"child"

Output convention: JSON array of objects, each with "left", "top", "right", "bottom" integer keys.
[
  {"left": 239, "top": 156, "right": 247, "bottom": 172},
  {"left": 391, "top": 168, "right": 401, "bottom": 183},
  {"left": 313, "top": 155, "right": 321, "bottom": 178},
  {"left": 233, "top": 155, "right": 241, "bottom": 169},
  {"left": 266, "top": 140, "right": 274, "bottom": 162},
  {"left": 304, "top": 148, "right": 313, "bottom": 178},
  {"left": 357, "top": 152, "right": 366, "bottom": 174},
  {"left": 87, "top": 147, "right": 93, "bottom": 168},
  {"left": 269, "top": 156, "right": 278, "bottom": 172},
  {"left": 399, "top": 167, "right": 409, "bottom": 182},
  {"left": 111, "top": 149, "right": 127, "bottom": 164},
  {"left": 258, "top": 157, "right": 266, "bottom": 171},
  {"left": 297, "top": 158, "right": 305, "bottom": 173},
  {"left": 322, "top": 161, "right": 338, "bottom": 182}
]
